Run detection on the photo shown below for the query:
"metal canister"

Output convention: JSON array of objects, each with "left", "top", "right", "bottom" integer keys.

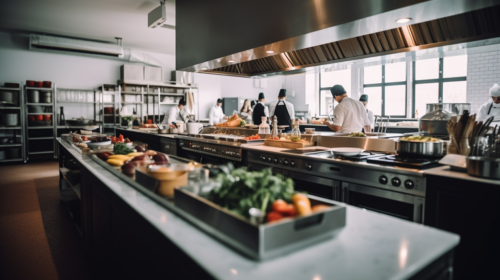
[
  {"left": 40, "top": 91, "right": 52, "bottom": 103},
  {"left": 397, "top": 140, "right": 444, "bottom": 158},
  {"left": 28, "top": 90, "right": 40, "bottom": 103}
]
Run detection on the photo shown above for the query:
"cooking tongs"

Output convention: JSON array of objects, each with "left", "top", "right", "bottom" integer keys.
[{"left": 374, "top": 115, "right": 390, "bottom": 133}]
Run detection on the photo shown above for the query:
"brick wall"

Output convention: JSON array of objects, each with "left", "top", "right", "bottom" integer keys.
[{"left": 467, "top": 46, "right": 500, "bottom": 114}]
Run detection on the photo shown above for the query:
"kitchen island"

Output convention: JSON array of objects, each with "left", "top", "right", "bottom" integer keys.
[{"left": 58, "top": 138, "right": 459, "bottom": 280}]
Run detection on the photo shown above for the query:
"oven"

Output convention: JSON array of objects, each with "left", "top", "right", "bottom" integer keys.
[
  {"left": 178, "top": 139, "right": 246, "bottom": 167},
  {"left": 341, "top": 183, "right": 425, "bottom": 223}
]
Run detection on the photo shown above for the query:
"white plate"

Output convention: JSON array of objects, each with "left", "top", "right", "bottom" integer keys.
[
  {"left": 329, "top": 147, "right": 364, "bottom": 156},
  {"left": 87, "top": 141, "right": 112, "bottom": 148}
]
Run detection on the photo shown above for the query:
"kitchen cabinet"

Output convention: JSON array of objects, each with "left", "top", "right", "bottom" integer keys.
[
  {"left": 425, "top": 175, "right": 500, "bottom": 280},
  {"left": 0, "top": 83, "right": 26, "bottom": 163}
]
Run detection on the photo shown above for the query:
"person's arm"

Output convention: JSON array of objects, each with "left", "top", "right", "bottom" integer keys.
[
  {"left": 324, "top": 123, "right": 342, "bottom": 132},
  {"left": 208, "top": 107, "right": 215, "bottom": 125},
  {"left": 364, "top": 125, "right": 371, "bottom": 133},
  {"left": 326, "top": 104, "right": 344, "bottom": 132},
  {"left": 289, "top": 103, "right": 295, "bottom": 120},
  {"left": 362, "top": 107, "right": 371, "bottom": 133}
]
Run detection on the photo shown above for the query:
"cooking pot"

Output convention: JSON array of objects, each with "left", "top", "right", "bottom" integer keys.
[
  {"left": 466, "top": 156, "right": 500, "bottom": 179},
  {"left": 187, "top": 123, "right": 203, "bottom": 134},
  {"left": 426, "top": 103, "right": 471, "bottom": 116},
  {"left": 28, "top": 90, "right": 40, "bottom": 103},
  {"left": 397, "top": 140, "right": 444, "bottom": 158},
  {"left": 419, "top": 108, "right": 452, "bottom": 137},
  {"left": 40, "top": 91, "right": 52, "bottom": 103},
  {"left": 0, "top": 91, "right": 13, "bottom": 103}
]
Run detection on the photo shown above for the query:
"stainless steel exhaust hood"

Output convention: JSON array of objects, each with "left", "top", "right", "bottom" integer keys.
[{"left": 176, "top": 0, "right": 500, "bottom": 77}]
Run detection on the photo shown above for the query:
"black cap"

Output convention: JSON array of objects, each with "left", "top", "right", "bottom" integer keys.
[
  {"left": 178, "top": 97, "right": 186, "bottom": 106},
  {"left": 359, "top": 94, "right": 368, "bottom": 102},
  {"left": 330, "top": 84, "right": 346, "bottom": 96},
  {"left": 258, "top": 92, "right": 265, "bottom": 99},
  {"left": 278, "top": 89, "right": 287, "bottom": 97},
  {"left": 217, "top": 98, "right": 223, "bottom": 103}
]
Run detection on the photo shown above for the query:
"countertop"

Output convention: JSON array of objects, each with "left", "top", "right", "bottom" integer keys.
[
  {"left": 425, "top": 166, "right": 500, "bottom": 185},
  {"left": 57, "top": 139, "right": 459, "bottom": 280},
  {"left": 116, "top": 128, "right": 180, "bottom": 139}
]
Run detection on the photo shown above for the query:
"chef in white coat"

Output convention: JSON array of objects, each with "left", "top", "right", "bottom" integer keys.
[
  {"left": 164, "top": 97, "right": 187, "bottom": 125},
  {"left": 324, "top": 84, "right": 371, "bottom": 133},
  {"left": 209, "top": 98, "right": 227, "bottom": 126},
  {"left": 359, "top": 94, "right": 374, "bottom": 127},
  {"left": 477, "top": 83, "right": 500, "bottom": 123}
]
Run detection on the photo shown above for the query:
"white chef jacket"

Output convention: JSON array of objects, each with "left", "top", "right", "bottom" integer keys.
[
  {"left": 476, "top": 101, "right": 500, "bottom": 123},
  {"left": 366, "top": 108, "right": 374, "bottom": 127},
  {"left": 162, "top": 106, "right": 185, "bottom": 125},
  {"left": 332, "top": 97, "right": 370, "bottom": 133},
  {"left": 209, "top": 104, "right": 225, "bottom": 125},
  {"left": 269, "top": 99, "right": 295, "bottom": 119}
]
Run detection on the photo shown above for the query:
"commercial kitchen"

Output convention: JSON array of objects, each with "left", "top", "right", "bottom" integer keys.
[{"left": 1, "top": 0, "right": 499, "bottom": 279}]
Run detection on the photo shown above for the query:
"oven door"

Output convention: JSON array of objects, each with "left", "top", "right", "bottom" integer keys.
[
  {"left": 283, "top": 170, "right": 340, "bottom": 201},
  {"left": 342, "top": 183, "right": 425, "bottom": 223}
]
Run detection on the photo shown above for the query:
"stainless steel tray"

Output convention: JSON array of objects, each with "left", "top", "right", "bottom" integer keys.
[{"left": 175, "top": 188, "right": 346, "bottom": 260}]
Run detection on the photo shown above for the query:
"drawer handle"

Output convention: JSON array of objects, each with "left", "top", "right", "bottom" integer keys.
[{"left": 294, "top": 213, "right": 324, "bottom": 231}]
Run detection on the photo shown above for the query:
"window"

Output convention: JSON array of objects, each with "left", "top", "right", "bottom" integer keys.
[
  {"left": 412, "top": 56, "right": 467, "bottom": 118},
  {"left": 363, "top": 62, "right": 406, "bottom": 117},
  {"left": 319, "top": 69, "right": 351, "bottom": 116}
]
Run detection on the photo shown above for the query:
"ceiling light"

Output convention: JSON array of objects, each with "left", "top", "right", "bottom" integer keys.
[
  {"left": 266, "top": 50, "right": 274, "bottom": 54},
  {"left": 228, "top": 60, "right": 235, "bottom": 63},
  {"left": 396, "top": 18, "right": 412, "bottom": 23}
]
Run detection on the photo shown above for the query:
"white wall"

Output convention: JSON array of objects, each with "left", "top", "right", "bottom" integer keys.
[{"left": 193, "top": 73, "right": 222, "bottom": 119}]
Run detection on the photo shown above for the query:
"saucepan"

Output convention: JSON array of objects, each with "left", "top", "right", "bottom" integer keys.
[
  {"left": 397, "top": 140, "right": 444, "bottom": 158},
  {"left": 187, "top": 123, "right": 204, "bottom": 135},
  {"left": 466, "top": 156, "right": 500, "bottom": 179}
]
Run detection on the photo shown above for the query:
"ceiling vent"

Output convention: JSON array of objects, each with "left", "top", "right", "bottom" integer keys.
[{"left": 29, "top": 34, "right": 124, "bottom": 57}]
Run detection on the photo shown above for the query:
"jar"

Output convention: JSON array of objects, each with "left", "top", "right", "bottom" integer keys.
[{"left": 290, "top": 121, "right": 301, "bottom": 142}]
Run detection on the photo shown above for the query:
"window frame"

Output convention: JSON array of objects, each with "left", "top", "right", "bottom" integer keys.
[
  {"left": 412, "top": 57, "right": 467, "bottom": 118},
  {"left": 318, "top": 72, "right": 346, "bottom": 117},
  {"left": 363, "top": 64, "right": 407, "bottom": 118}
]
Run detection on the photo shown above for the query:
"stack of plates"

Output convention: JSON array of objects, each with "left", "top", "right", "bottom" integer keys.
[
  {"left": 28, "top": 105, "right": 44, "bottom": 113},
  {"left": 1, "top": 113, "right": 18, "bottom": 126}
]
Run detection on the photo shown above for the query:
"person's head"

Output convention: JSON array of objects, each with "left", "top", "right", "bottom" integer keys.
[
  {"left": 216, "top": 98, "right": 223, "bottom": 107},
  {"left": 258, "top": 92, "right": 265, "bottom": 103},
  {"left": 178, "top": 97, "right": 186, "bottom": 110},
  {"left": 490, "top": 83, "right": 500, "bottom": 104},
  {"left": 330, "top": 84, "right": 348, "bottom": 103},
  {"left": 241, "top": 99, "right": 250, "bottom": 112},
  {"left": 250, "top": 100, "right": 257, "bottom": 108},
  {"left": 359, "top": 94, "right": 368, "bottom": 107},
  {"left": 278, "top": 89, "right": 287, "bottom": 100}
]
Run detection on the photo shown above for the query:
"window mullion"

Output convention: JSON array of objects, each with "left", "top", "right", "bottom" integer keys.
[
  {"left": 382, "top": 65, "right": 385, "bottom": 116},
  {"left": 439, "top": 58, "right": 444, "bottom": 103}
]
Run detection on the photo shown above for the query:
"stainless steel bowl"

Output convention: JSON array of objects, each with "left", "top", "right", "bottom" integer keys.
[
  {"left": 397, "top": 140, "right": 444, "bottom": 158},
  {"left": 466, "top": 156, "right": 500, "bottom": 179}
]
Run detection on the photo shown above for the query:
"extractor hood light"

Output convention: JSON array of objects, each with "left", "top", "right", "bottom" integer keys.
[
  {"left": 228, "top": 60, "right": 235, "bottom": 63},
  {"left": 266, "top": 50, "right": 274, "bottom": 54},
  {"left": 396, "top": 18, "right": 412, "bottom": 23}
]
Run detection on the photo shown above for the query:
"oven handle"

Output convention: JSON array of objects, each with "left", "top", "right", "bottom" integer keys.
[
  {"left": 414, "top": 197, "right": 425, "bottom": 224},
  {"left": 348, "top": 183, "right": 423, "bottom": 205},
  {"left": 341, "top": 182, "right": 349, "bottom": 202}
]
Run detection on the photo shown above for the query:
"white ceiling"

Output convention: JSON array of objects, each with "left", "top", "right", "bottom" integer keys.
[{"left": 0, "top": 0, "right": 176, "bottom": 54}]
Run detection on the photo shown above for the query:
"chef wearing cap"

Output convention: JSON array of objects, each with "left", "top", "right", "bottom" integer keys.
[
  {"left": 270, "top": 89, "right": 295, "bottom": 132},
  {"left": 252, "top": 92, "right": 269, "bottom": 125},
  {"left": 359, "top": 94, "right": 374, "bottom": 127},
  {"left": 477, "top": 83, "right": 500, "bottom": 123},
  {"left": 164, "top": 97, "right": 187, "bottom": 125},
  {"left": 324, "top": 85, "right": 371, "bottom": 133},
  {"left": 209, "top": 98, "right": 227, "bottom": 126}
]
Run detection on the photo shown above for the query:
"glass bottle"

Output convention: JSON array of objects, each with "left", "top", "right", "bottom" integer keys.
[
  {"left": 258, "top": 116, "right": 270, "bottom": 135},
  {"left": 290, "top": 120, "right": 301, "bottom": 142},
  {"left": 270, "top": 116, "right": 279, "bottom": 140},
  {"left": 59, "top": 107, "right": 65, "bottom": 125}
]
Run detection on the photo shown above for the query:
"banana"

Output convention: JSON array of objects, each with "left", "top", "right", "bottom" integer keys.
[
  {"left": 106, "top": 159, "right": 125, "bottom": 166},
  {"left": 108, "top": 155, "right": 132, "bottom": 161},
  {"left": 127, "top": 152, "right": 144, "bottom": 157}
]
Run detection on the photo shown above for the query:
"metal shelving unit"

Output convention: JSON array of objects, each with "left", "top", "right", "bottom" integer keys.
[
  {"left": 24, "top": 83, "right": 56, "bottom": 161},
  {"left": 99, "top": 84, "right": 120, "bottom": 135},
  {"left": 0, "top": 83, "right": 26, "bottom": 163}
]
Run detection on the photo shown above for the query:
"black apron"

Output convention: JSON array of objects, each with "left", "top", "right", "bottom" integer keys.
[
  {"left": 274, "top": 100, "right": 292, "bottom": 132},
  {"left": 252, "top": 103, "right": 265, "bottom": 125}
]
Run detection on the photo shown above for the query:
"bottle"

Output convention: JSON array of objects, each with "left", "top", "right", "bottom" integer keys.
[
  {"left": 258, "top": 116, "right": 270, "bottom": 135},
  {"left": 59, "top": 107, "right": 65, "bottom": 125},
  {"left": 290, "top": 119, "right": 301, "bottom": 142},
  {"left": 270, "top": 116, "right": 279, "bottom": 140}
]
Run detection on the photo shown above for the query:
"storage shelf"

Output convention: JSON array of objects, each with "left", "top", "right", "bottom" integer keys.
[
  {"left": 26, "top": 103, "right": 53, "bottom": 106},
  {"left": 0, "top": 158, "right": 23, "bottom": 163},
  {"left": 56, "top": 125, "right": 100, "bottom": 129},
  {"left": 28, "top": 126, "right": 54, "bottom": 129},
  {"left": 0, "top": 144, "right": 22, "bottom": 148},
  {"left": 0, "top": 126, "right": 21, "bottom": 130},
  {"left": 56, "top": 101, "right": 97, "bottom": 104},
  {"left": 122, "top": 102, "right": 142, "bottom": 105},
  {"left": 60, "top": 167, "right": 81, "bottom": 200},
  {"left": 103, "top": 102, "right": 116, "bottom": 105},
  {"left": 26, "top": 87, "right": 53, "bottom": 91},
  {"left": 121, "top": 91, "right": 142, "bottom": 95},
  {"left": 28, "top": 137, "right": 54, "bottom": 140},
  {"left": 29, "top": 150, "right": 54, "bottom": 155},
  {"left": 0, "top": 107, "right": 21, "bottom": 109},
  {"left": 0, "top": 87, "right": 21, "bottom": 91},
  {"left": 120, "top": 79, "right": 197, "bottom": 89},
  {"left": 27, "top": 112, "right": 53, "bottom": 115}
]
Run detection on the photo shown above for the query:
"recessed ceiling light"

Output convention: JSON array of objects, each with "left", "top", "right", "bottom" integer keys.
[
  {"left": 396, "top": 18, "right": 412, "bottom": 23},
  {"left": 228, "top": 60, "right": 235, "bottom": 63},
  {"left": 266, "top": 50, "right": 274, "bottom": 54}
]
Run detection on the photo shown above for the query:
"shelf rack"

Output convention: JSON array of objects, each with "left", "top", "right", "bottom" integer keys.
[
  {"left": 99, "top": 84, "right": 120, "bottom": 135},
  {"left": 0, "top": 83, "right": 26, "bottom": 163}
]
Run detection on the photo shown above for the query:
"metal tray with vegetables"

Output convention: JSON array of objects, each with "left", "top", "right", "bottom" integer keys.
[{"left": 174, "top": 167, "right": 346, "bottom": 260}]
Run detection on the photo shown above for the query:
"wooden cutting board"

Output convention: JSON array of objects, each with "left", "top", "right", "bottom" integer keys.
[{"left": 264, "top": 139, "right": 313, "bottom": 149}]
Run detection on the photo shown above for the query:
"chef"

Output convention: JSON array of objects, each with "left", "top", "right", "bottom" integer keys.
[
  {"left": 477, "top": 83, "right": 500, "bottom": 123},
  {"left": 270, "top": 89, "right": 295, "bottom": 132},
  {"left": 359, "top": 94, "right": 374, "bottom": 127},
  {"left": 164, "top": 97, "right": 187, "bottom": 125},
  {"left": 209, "top": 98, "right": 227, "bottom": 126},
  {"left": 324, "top": 84, "right": 371, "bottom": 133},
  {"left": 252, "top": 92, "right": 269, "bottom": 125}
]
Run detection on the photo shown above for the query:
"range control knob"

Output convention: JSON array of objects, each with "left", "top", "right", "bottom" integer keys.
[
  {"left": 274, "top": 158, "right": 279, "bottom": 164},
  {"left": 306, "top": 163, "right": 313, "bottom": 171},
  {"left": 391, "top": 177, "right": 401, "bottom": 187},
  {"left": 404, "top": 180, "right": 415, "bottom": 189},
  {"left": 267, "top": 157, "right": 272, "bottom": 163},
  {"left": 261, "top": 155, "right": 266, "bottom": 162},
  {"left": 283, "top": 160, "right": 289, "bottom": 166},
  {"left": 290, "top": 160, "right": 296, "bottom": 167},
  {"left": 379, "top": 175, "right": 388, "bottom": 185}
]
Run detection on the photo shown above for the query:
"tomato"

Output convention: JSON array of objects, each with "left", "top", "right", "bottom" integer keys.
[
  {"left": 73, "top": 137, "right": 78, "bottom": 142},
  {"left": 272, "top": 199, "right": 289, "bottom": 213},
  {"left": 285, "top": 204, "right": 296, "bottom": 216},
  {"left": 28, "top": 115, "right": 35, "bottom": 121},
  {"left": 266, "top": 211, "right": 284, "bottom": 223},
  {"left": 119, "top": 134, "right": 124, "bottom": 142},
  {"left": 81, "top": 136, "right": 88, "bottom": 141}
]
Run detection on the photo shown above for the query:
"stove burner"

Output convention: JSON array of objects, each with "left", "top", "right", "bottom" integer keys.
[
  {"left": 308, "top": 151, "right": 386, "bottom": 161},
  {"left": 367, "top": 155, "right": 440, "bottom": 169}
]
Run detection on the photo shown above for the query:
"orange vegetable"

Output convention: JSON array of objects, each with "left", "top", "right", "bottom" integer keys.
[
  {"left": 292, "top": 193, "right": 312, "bottom": 216},
  {"left": 312, "top": 204, "right": 331, "bottom": 212},
  {"left": 267, "top": 211, "right": 284, "bottom": 223},
  {"left": 272, "top": 199, "right": 289, "bottom": 213}
]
